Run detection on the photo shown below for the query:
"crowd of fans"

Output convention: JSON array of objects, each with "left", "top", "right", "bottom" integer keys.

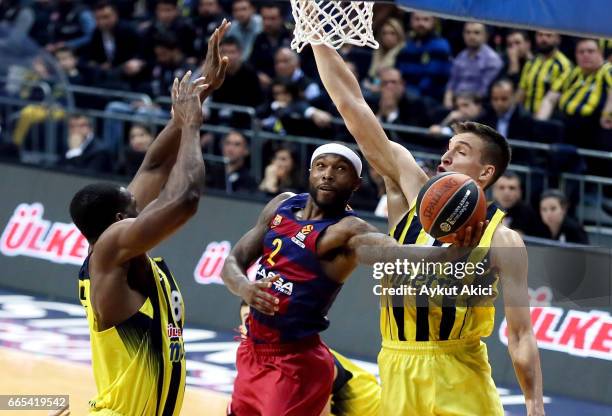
[{"left": 1, "top": 0, "right": 608, "bottom": 243}]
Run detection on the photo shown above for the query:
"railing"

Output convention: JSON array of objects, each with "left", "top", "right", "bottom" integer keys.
[
  {"left": 2, "top": 81, "right": 612, "bottom": 239},
  {"left": 560, "top": 173, "right": 612, "bottom": 238}
]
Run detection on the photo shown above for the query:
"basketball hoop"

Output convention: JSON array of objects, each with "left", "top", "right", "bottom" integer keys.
[{"left": 290, "top": 0, "right": 379, "bottom": 52}]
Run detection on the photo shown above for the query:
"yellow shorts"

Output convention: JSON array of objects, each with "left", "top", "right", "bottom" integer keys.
[
  {"left": 378, "top": 337, "right": 503, "bottom": 416},
  {"left": 330, "top": 350, "right": 380, "bottom": 416}
]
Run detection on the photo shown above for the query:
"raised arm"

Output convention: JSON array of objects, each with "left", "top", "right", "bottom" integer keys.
[
  {"left": 535, "top": 90, "right": 560, "bottom": 120},
  {"left": 96, "top": 73, "right": 207, "bottom": 266},
  {"left": 221, "top": 193, "right": 293, "bottom": 315},
  {"left": 311, "top": 45, "right": 428, "bottom": 204},
  {"left": 493, "top": 227, "right": 545, "bottom": 416},
  {"left": 127, "top": 20, "right": 230, "bottom": 211}
]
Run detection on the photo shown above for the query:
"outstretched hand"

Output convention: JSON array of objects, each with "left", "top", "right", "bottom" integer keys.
[
  {"left": 171, "top": 71, "right": 209, "bottom": 127},
  {"left": 239, "top": 274, "right": 280, "bottom": 316},
  {"left": 199, "top": 19, "right": 231, "bottom": 99}
]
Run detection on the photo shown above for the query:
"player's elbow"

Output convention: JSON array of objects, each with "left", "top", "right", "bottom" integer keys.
[{"left": 176, "top": 185, "right": 202, "bottom": 218}]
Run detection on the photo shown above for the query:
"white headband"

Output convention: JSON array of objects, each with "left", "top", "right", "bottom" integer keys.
[{"left": 310, "top": 143, "right": 362, "bottom": 177}]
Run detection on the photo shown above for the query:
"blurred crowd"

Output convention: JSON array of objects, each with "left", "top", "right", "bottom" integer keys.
[{"left": 1, "top": 0, "right": 609, "bottom": 244}]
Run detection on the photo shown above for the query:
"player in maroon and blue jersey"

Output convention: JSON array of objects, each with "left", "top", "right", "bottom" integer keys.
[{"left": 221, "top": 143, "right": 397, "bottom": 416}]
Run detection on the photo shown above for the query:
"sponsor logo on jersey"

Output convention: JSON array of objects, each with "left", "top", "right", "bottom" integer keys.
[
  {"left": 291, "top": 224, "right": 314, "bottom": 248},
  {"left": 271, "top": 215, "right": 283, "bottom": 228}
]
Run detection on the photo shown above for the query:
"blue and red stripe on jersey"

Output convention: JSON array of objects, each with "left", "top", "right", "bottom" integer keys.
[{"left": 248, "top": 193, "right": 355, "bottom": 344}]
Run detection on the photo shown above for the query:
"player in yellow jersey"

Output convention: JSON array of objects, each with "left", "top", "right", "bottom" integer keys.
[
  {"left": 237, "top": 302, "right": 381, "bottom": 416},
  {"left": 311, "top": 44, "right": 544, "bottom": 416},
  {"left": 69, "top": 21, "right": 231, "bottom": 415}
]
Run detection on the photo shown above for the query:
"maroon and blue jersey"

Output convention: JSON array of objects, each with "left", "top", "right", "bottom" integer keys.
[{"left": 248, "top": 193, "right": 355, "bottom": 344}]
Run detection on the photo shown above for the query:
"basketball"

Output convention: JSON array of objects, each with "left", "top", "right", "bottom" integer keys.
[{"left": 416, "top": 172, "right": 487, "bottom": 243}]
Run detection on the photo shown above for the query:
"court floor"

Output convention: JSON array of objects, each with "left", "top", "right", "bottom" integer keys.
[{"left": 1, "top": 289, "right": 611, "bottom": 416}]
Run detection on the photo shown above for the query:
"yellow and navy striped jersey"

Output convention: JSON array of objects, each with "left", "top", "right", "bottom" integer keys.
[
  {"left": 78, "top": 256, "right": 186, "bottom": 415},
  {"left": 519, "top": 50, "right": 573, "bottom": 113},
  {"left": 330, "top": 349, "right": 380, "bottom": 416},
  {"left": 553, "top": 62, "right": 612, "bottom": 117},
  {"left": 380, "top": 203, "right": 505, "bottom": 342}
]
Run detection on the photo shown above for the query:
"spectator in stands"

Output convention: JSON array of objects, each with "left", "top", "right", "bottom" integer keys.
[
  {"left": 82, "top": 1, "right": 145, "bottom": 89},
  {"left": 518, "top": 31, "right": 572, "bottom": 115},
  {"left": 62, "top": 113, "right": 112, "bottom": 173},
  {"left": 274, "top": 47, "right": 321, "bottom": 102},
  {"left": 539, "top": 189, "right": 589, "bottom": 244},
  {"left": 141, "top": 0, "right": 196, "bottom": 62},
  {"left": 147, "top": 33, "right": 193, "bottom": 97},
  {"left": 12, "top": 47, "right": 87, "bottom": 148},
  {"left": 259, "top": 146, "right": 302, "bottom": 195},
  {"left": 249, "top": 2, "right": 291, "bottom": 90},
  {"left": 430, "top": 92, "right": 483, "bottom": 135},
  {"left": 503, "top": 30, "right": 533, "bottom": 86},
  {"left": 192, "top": 0, "right": 228, "bottom": 59},
  {"left": 537, "top": 38, "right": 612, "bottom": 149},
  {"left": 119, "top": 123, "right": 154, "bottom": 176},
  {"left": 493, "top": 171, "right": 546, "bottom": 237},
  {"left": 0, "top": 0, "right": 35, "bottom": 39},
  {"left": 444, "top": 22, "right": 503, "bottom": 109},
  {"left": 375, "top": 68, "right": 430, "bottom": 137},
  {"left": 103, "top": 33, "right": 188, "bottom": 152},
  {"left": 395, "top": 12, "right": 451, "bottom": 102},
  {"left": 364, "top": 18, "right": 405, "bottom": 93},
  {"left": 478, "top": 78, "right": 533, "bottom": 139},
  {"left": 207, "top": 131, "right": 257, "bottom": 194},
  {"left": 45, "top": 0, "right": 96, "bottom": 53},
  {"left": 209, "top": 36, "right": 263, "bottom": 127},
  {"left": 227, "top": 0, "right": 261, "bottom": 61},
  {"left": 258, "top": 78, "right": 332, "bottom": 137}
]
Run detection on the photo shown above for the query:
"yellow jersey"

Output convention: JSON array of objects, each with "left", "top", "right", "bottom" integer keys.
[
  {"left": 519, "top": 50, "right": 573, "bottom": 114},
  {"left": 553, "top": 62, "right": 612, "bottom": 117},
  {"left": 78, "top": 256, "right": 186, "bottom": 415},
  {"left": 329, "top": 349, "right": 380, "bottom": 416},
  {"left": 380, "top": 203, "right": 505, "bottom": 342}
]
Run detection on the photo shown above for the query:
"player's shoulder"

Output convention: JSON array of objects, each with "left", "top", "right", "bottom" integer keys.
[
  {"left": 91, "top": 218, "right": 137, "bottom": 266},
  {"left": 491, "top": 224, "right": 525, "bottom": 248},
  {"left": 258, "top": 192, "right": 296, "bottom": 225}
]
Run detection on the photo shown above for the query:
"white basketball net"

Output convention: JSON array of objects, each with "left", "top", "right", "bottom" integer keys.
[{"left": 290, "top": 0, "right": 379, "bottom": 52}]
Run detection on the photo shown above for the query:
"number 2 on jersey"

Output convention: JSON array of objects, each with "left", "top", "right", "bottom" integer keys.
[{"left": 267, "top": 238, "right": 283, "bottom": 266}]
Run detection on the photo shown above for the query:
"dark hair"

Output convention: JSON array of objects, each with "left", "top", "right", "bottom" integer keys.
[
  {"left": 130, "top": 123, "right": 153, "bottom": 136},
  {"left": 507, "top": 30, "right": 530, "bottom": 42},
  {"left": 54, "top": 46, "right": 74, "bottom": 56},
  {"left": 94, "top": 0, "right": 116, "bottom": 12},
  {"left": 220, "top": 36, "right": 242, "bottom": 50},
  {"left": 500, "top": 170, "right": 520, "bottom": 182},
  {"left": 491, "top": 77, "right": 515, "bottom": 92},
  {"left": 540, "top": 189, "right": 568, "bottom": 209},
  {"left": 576, "top": 38, "right": 601, "bottom": 50},
  {"left": 68, "top": 113, "right": 92, "bottom": 125},
  {"left": 70, "top": 183, "right": 130, "bottom": 242},
  {"left": 454, "top": 91, "right": 482, "bottom": 106},
  {"left": 271, "top": 77, "right": 301, "bottom": 101},
  {"left": 452, "top": 121, "right": 512, "bottom": 188},
  {"left": 259, "top": 2, "right": 282, "bottom": 13},
  {"left": 154, "top": 32, "right": 179, "bottom": 50},
  {"left": 156, "top": 0, "right": 178, "bottom": 6}
]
